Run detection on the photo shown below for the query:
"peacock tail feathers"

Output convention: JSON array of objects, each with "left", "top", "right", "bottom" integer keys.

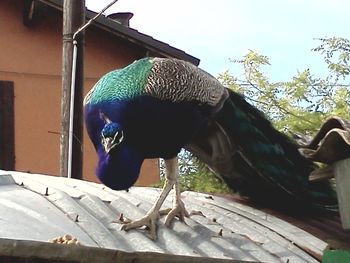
[{"left": 214, "top": 90, "right": 338, "bottom": 211}]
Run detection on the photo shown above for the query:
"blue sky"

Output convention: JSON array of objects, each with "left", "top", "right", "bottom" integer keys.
[{"left": 86, "top": 0, "right": 350, "bottom": 82}]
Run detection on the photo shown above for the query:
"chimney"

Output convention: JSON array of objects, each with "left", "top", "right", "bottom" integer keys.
[{"left": 107, "top": 12, "right": 133, "bottom": 27}]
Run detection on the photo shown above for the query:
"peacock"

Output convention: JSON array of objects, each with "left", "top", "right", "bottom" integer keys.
[{"left": 83, "top": 57, "right": 338, "bottom": 240}]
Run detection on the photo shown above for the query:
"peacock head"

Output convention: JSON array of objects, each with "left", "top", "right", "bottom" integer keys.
[{"left": 100, "top": 112, "right": 124, "bottom": 154}]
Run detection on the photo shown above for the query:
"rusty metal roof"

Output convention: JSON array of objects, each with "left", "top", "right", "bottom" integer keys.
[
  {"left": 0, "top": 170, "right": 335, "bottom": 262},
  {"left": 38, "top": 0, "right": 200, "bottom": 66}
]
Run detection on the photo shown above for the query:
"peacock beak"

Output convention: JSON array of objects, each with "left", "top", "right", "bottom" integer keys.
[
  {"left": 101, "top": 130, "right": 124, "bottom": 154},
  {"left": 102, "top": 137, "right": 117, "bottom": 154}
]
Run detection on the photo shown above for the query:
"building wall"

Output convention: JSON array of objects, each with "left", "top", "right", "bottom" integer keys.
[{"left": 0, "top": 0, "right": 160, "bottom": 186}]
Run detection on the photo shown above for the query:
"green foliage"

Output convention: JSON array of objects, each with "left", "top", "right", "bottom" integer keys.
[
  {"left": 218, "top": 38, "right": 350, "bottom": 135},
  {"left": 313, "top": 37, "right": 350, "bottom": 77}
]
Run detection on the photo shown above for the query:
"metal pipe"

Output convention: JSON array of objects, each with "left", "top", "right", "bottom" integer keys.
[
  {"left": 67, "top": 40, "right": 78, "bottom": 179},
  {"left": 67, "top": 0, "right": 118, "bottom": 178}
]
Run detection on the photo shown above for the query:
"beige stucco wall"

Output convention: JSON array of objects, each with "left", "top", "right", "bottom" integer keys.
[{"left": 0, "top": 0, "right": 160, "bottom": 186}]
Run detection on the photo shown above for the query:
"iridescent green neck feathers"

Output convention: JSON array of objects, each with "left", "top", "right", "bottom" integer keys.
[{"left": 84, "top": 58, "right": 153, "bottom": 105}]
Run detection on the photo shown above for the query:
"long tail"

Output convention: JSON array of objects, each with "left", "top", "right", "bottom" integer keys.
[{"left": 187, "top": 89, "right": 338, "bottom": 212}]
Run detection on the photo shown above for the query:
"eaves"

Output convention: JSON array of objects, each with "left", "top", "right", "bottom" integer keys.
[{"left": 39, "top": 0, "right": 200, "bottom": 66}]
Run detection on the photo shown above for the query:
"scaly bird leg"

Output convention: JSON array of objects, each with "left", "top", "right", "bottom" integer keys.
[
  {"left": 163, "top": 177, "right": 189, "bottom": 226},
  {"left": 121, "top": 157, "right": 181, "bottom": 240}
]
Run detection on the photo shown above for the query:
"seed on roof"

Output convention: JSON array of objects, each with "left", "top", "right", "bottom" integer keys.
[{"left": 48, "top": 235, "right": 80, "bottom": 245}]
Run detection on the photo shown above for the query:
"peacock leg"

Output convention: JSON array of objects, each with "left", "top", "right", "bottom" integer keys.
[
  {"left": 163, "top": 176, "right": 189, "bottom": 226},
  {"left": 121, "top": 157, "right": 179, "bottom": 240}
]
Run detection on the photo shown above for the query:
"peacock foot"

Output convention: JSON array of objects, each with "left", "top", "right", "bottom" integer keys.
[
  {"left": 162, "top": 198, "right": 189, "bottom": 227},
  {"left": 121, "top": 210, "right": 160, "bottom": 240}
]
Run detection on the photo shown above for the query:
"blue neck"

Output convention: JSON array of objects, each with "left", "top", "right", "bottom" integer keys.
[{"left": 96, "top": 144, "right": 143, "bottom": 190}]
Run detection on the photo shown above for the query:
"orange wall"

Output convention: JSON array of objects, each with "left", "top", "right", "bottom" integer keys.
[{"left": 0, "top": 0, "right": 160, "bottom": 186}]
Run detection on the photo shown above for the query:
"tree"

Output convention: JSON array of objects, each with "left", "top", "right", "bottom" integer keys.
[{"left": 218, "top": 37, "right": 350, "bottom": 135}]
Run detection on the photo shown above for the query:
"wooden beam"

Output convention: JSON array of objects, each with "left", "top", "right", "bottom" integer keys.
[
  {"left": 60, "top": 0, "right": 85, "bottom": 179},
  {"left": 0, "top": 238, "right": 252, "bottom": 263}
]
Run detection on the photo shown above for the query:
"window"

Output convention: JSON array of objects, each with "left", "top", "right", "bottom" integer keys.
[{"left": 0, "top": 81, "right": 15, "bottom": 170}]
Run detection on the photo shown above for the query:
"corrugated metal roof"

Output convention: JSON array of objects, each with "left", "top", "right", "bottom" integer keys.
[{"left": 0, "top": 170, "right": 331, "bottom": 263}]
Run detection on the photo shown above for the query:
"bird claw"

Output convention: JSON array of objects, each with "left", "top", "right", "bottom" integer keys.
[
  {"left": 120, "top": 199, "right": 189, "bottom": 240},
  {"left": 120, "top": 211, "right": 160, "bottom": 240},
  {"left": 163, "top": 198, "right": 189, "bottom": 226}
]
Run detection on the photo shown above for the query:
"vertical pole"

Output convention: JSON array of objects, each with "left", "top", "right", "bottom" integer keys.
[{"left": 61, "top": 0, "right": 85, "bottom": 179}]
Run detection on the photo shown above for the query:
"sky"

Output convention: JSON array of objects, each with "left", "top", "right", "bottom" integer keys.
[{"left": 86, "top": 0, "right": 350, "bottom": 82}]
